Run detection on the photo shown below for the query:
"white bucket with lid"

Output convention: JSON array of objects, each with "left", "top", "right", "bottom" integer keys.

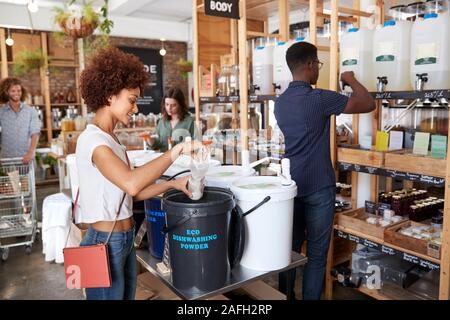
[
  {"left": 205, "top": 165, "right": 255, "bottom": 189},
  {"left": 230, "top": 176, "right": 297, "bottom": 271}
]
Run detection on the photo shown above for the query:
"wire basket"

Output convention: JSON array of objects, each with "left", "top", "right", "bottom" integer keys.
[
  {"left": 0, "top": 162, "right": 31, "bottom": 198},
  {"left": 0, "top": 215, "right": 34, "bottom": 238}
]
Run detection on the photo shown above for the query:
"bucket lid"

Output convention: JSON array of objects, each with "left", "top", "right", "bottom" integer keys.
[
  {"left": 348, "top": 27, "right": 359, "bottom": 33},
  {"left": 206, "top": 165, "right": 255, "bottom": 182},
  {"left": 230, "top": 176, "right": 297, "bottom": 202},
  {"left": 424, "top": 12, "right": 438, "bottom": 18},
  {"left": 256, "top": 46, "right": 265, "bottom": 50},
  {"left": 295, "top": 37, "right": 305, "bottom": 41},
  {"left": 162, "top": 187, "right": 235, "bottom": 217},
  {"left": 384, "top": 20, "right": 396, "bottom": 26},
  {"left": 277, "top": 41, "right": 286, "bottom": 46}
]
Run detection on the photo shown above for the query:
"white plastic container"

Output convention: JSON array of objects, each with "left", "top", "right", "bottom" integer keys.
[
  {"left": 205, "top": 165, "right": 255, "bottom": 189},
  {"left": 230, "top": 176, "right": 297, "bottom": 271},
  {"left": 253, "top": 44, "right": 274, "bottom": 94},
  {"left": 272, "top": 41, "right": 292, "bottom": 94},
  {"left": 373, "top": 20, "right": 413, "bottom": 91},
  {"left": 340, "top": 27, "right": 375, "bottom": 91},
  {"left": 410, "top": 12, "right": 450, "bottom": 90}
]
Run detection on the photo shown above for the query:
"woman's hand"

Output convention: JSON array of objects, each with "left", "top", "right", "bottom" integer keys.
[
  {"left": 169, "top": 176, "right": 192, "bottom": 198},
  {"left": 172, "top": 140, "right": 202, "bottom": 158}
]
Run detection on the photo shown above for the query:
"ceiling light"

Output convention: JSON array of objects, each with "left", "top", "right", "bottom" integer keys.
[
  {"left": 5, "top": 29, "right": 14, "bottom": 46},
  {"left": 159, "top": 39, "right": 166, "bottom": 56},
  {"left": 27, "top": 0, "right": 39, "bottom": 13}
]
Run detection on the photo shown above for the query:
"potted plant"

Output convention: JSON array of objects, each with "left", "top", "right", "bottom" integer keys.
[
  {"left": 54, "top": 0, "right": 113, "bottom": 39},
  {"left": 176, "top": 58, "right": 193, "bottom": 80},
  {"left": 13, "top": 48, "right": 47, "bottom": 76}
]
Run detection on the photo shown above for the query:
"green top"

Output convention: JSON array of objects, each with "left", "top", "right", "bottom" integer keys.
[{"left": 152, "top": 115, "right": 196, "bottom": 152}]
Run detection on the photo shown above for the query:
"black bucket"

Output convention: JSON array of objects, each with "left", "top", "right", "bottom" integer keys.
[{"left": 162, "top": 187, "right": 236, "bottom": 292}]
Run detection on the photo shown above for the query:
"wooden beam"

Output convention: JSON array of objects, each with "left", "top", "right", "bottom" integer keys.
[
  {"left": 317, "top": 12, "right": 357, "bottom": 23},
  {"left": 309, "top": 0, "right": 318, "bottom": 45},
  {"left": 238, "top": 0, "right": 249, "bottom": 152},
  {"left": 338, "top": 6, "right": 373, "bottom": 17},
  {"left": 40, "top": 32, "right": 52, "bottom": 141},
  {"left": 329, "top": 0, "right": 338, "bottom": 167},
  {"left": 440, "top": 107, "right": 450, "bottom": 299},
  {"left": 230, "top": 20, "right": 238, "bottom": 65},
  {"left": 0, "top": 28, "right": 8, "bottom": 78},
  {"left": 324, "top": 222, "right": 336, "bottom": 299},
  {"left": 246, "top": 31, "right": 281, "bottom": 39},
  {"left": 353, "top": 0, "right": 361, "bottom": 28},
  {"left": 278, "top": 0, "right": 289, "bottom": 43},
  {"left": 193, "top": 0, "right": 201, "bottom": 125}
]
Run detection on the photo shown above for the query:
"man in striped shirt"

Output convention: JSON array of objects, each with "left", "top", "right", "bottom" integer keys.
[
  {"left": 0, "top": 77, "right": 40, "bottom": 163},
  {"left": 275, "top": 41, "right": 375, "bottom": 300}
]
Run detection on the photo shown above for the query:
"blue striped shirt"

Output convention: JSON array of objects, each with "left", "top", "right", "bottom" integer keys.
[
  {"left": 0, "top": 102, "right": 41, "bottom": 158},
  {"left": 274, "top": 81, "right": 348, "bottom": 197}
]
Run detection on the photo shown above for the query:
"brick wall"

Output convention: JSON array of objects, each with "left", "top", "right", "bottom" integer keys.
[
  {"left": 7, "top": 31, "right": 188, "bottom": 110},
  {"left": 108, "top": 36, "right": 189, "bottom": 100}
]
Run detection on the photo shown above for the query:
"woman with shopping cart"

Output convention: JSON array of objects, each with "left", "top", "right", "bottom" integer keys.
[{"left": 76, "top": 46, "right": 198, "bottom": 300}]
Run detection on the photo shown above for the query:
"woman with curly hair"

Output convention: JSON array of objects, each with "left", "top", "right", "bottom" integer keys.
[
  {"left": 149, "top": 87, "right": 196, "bottom": 151},
  {"left": 0, "top": 77, "right": 40, "bottom": 163},
  {"left": 76, "top": 46, "right": 197, "bottom": 300}
]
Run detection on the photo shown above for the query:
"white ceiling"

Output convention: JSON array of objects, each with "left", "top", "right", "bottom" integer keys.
[{"left": 0, "top": 0, "right": 193, "bottom": 22}]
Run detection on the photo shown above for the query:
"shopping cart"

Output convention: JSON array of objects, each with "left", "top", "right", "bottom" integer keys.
[{"left": 0, "top": 158, "right": 37, "bottom": 261}]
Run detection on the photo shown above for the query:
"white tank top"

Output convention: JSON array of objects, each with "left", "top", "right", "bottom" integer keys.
[{"left": 75, "top": 124, "right": 133, "bottom": 223}]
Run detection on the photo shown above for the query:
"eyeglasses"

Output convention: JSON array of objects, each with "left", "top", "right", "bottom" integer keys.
[{"left": 313, "top": 60, "right": 324, "bottom": 70}]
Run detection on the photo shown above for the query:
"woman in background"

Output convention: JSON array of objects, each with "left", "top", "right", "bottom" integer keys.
[{"left": 149, "top": 87, "right": 196, "bottom": 151}]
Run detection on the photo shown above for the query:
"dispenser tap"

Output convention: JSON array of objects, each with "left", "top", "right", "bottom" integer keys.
[
  {"left": 415, "top": 73, "right": 428, "bottom": 91},
  {"left": 376, "top": 76, "right": 388, "bottom": 93},
  {"left": 250, "top": 84, "right": 260, "bottom": 94},
  {"left": 273, "top": 83, "right": 281, "bottom": 93},
  {"left": 280, "top": 158, "right": 293, "bottom": 186}
]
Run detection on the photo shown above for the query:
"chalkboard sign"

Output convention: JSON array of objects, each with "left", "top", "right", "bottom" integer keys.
[
  {"left": 119, "top": 46, "right": 163, "bottom": 115},
  {"left": 205, "top": 0, "right": 240, "bottom": 19}
]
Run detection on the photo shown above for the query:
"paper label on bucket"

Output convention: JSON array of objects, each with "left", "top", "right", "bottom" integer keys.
[
  {"left": 238, "top": 183, "right": 279, "bottom": 190},
  {"left": 375, "top": 41, "right": 395, "bottom": 62},
  {"left": 342, "top": 47, "right": 359, "bottom": 66},
  {"left": 415, "top": 43, "right": 437, "bottom": 65},
  {"left": 172, "top": 229, "right": 219, "bottom": 250}
]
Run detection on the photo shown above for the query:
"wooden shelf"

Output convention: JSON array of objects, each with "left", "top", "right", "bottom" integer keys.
[
  {"left": 369, "top": 89, "right": 450, "bottom": 100},
  {"left": 114, "top": 127, "right": 156, "bottom": 133},
  {"left": 337, "top": 148, "right": 446, "bottom": 186},
  {"left": 334, "top": 225, "right": 441, "bottom": 267},
  {"left": 355, "top": 283, "right": 434, "bottom": 300},
  {"left": 48, "top": 62, "right": 79, "bottom": 68}
]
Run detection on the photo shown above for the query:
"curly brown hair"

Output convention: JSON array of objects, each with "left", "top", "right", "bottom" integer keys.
[
  {"left": 161, "top": 87, "right": 189, "bottom": 121},
  {"left": 0, "top": 77, "right": 27, "bottom": 104},
  {"left": 80, "top": 46, "right": 149, "bottom": 112}
]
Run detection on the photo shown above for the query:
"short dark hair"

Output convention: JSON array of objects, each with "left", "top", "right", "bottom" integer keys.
[
  {"left": 0, "top": 77, "right": 27, "bottom": 104},
  {"left": 285, "top": 41, "right": 318, "bottom": 73},
  {"left": 161, "top": 87, "right": 189, "bottom": 121},
  {"left": 80, "top": 46, "right": 149, "bottom": 112}
]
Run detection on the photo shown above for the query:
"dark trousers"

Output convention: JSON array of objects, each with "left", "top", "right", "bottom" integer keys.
[{"left": 279, "top": 186, "right": 336, "bottom": 300}]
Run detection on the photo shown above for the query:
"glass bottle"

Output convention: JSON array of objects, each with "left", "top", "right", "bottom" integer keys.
[
  {"left": 392, "top": 196, "right": 402, "bottom": 215},
  {"left": 218, "top": 65, "right": 231, "bottom": 96},
  {"left": 229, "top": 65, "right": 240, "bottom": 96}
]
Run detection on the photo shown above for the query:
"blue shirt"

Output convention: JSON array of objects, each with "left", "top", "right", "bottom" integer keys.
[
  {"left": 274, "top": 81, "right": 348, "bottom": 197},
  {"left": 0, "top": 102, "right": 41, "bottom": 158}
]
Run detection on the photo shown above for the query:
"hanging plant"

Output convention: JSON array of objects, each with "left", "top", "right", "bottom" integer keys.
[
  {"left": 176, "top": 58, "right": 193, "bottom": 80},
  {"left": 13, "top": 48, "right": 47, "bottom": 76},
  {"left": 53, "top": 0, "right": 113, "bottom": 39}
]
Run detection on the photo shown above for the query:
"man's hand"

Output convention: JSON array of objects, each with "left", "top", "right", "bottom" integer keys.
[
  {"left": 340, "top": 71, "right": 356, "bottom": 87},
  {"left": 23, "top": 151, "right": 34, "bottom": 164}
]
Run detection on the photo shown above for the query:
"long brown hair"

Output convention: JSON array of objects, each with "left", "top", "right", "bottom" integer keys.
[
  {"left": 160, "top": 87, "right": 189, "bottom": 121},
  {"left": 0, "top": 77, "right": 27, "bottom": 104}
]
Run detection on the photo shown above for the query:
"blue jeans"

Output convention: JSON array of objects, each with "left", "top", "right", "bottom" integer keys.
[
  {"left": 80, "top": 226, "right": 137, "bottom": 300},
  {"left": 279, "top": 186, "right": 336, "bottom": 300}
]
